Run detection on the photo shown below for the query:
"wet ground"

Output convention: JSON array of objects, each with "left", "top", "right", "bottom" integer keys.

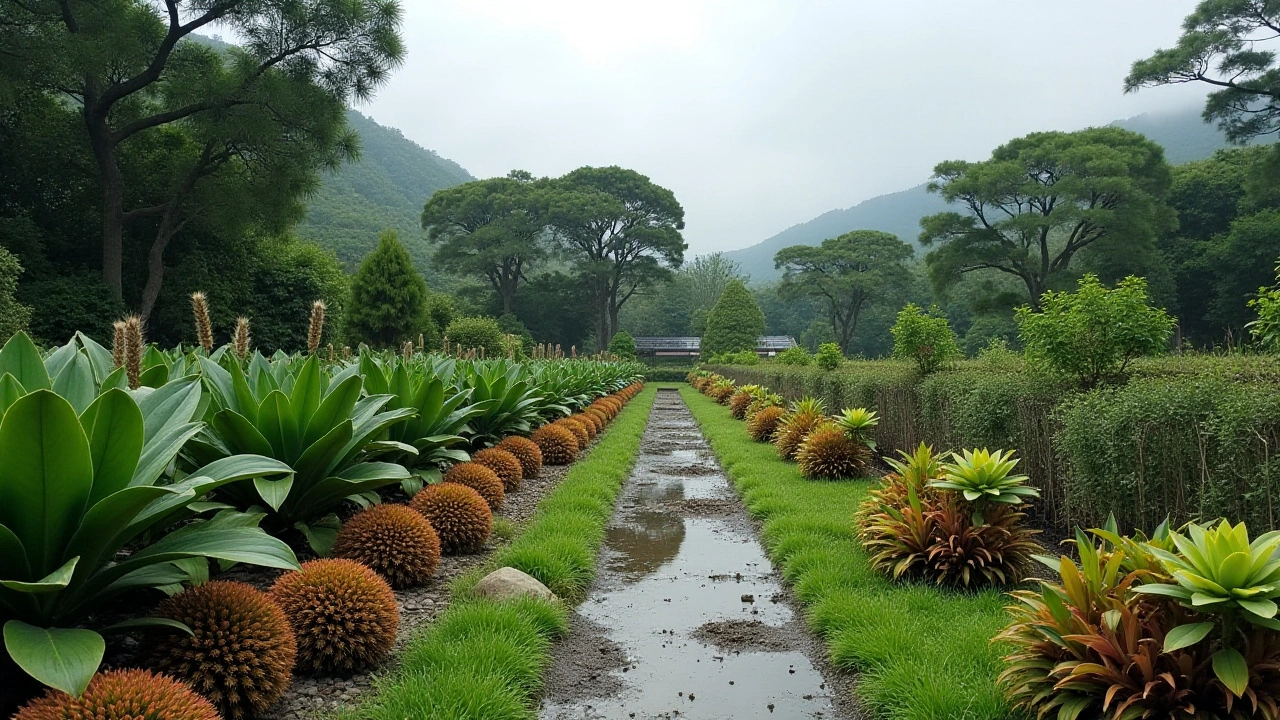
[{"left": 539, "top": 389, "right": 859, "bottom": 720}]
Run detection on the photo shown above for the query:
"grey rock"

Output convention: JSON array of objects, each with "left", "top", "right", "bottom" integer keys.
[{"left": 471, "top": 566, "right": 558, "bottom": 602}]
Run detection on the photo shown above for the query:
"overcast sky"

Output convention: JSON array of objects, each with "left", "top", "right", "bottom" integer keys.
[{"left": 359, "top": 1, "right": 1209, "bottom": 257}]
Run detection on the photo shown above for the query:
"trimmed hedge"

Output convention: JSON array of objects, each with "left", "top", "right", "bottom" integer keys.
[{"left": 709, "top": 355, "right": 1280, "bottom": 532}]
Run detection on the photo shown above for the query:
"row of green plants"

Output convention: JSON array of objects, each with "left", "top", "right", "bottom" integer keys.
[
  {"left": 688, "top": 374, "right": 1280, "bottom": 718},
  {"left": 0, "top": 321, "right": 644, "bottom": 717},
  {"left": 346, "top": 385, "right": 658, "bottom": 720}
]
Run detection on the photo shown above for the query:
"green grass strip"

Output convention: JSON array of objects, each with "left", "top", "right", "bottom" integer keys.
[
  {"left": 343, "top": 385, "right": 660, "bottom": 720},
  {"left": 681, "top": 386, "right": 1017, "bottom": 720}
]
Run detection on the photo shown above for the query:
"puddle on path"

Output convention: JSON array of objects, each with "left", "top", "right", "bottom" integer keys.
[{"left": 540, "top": 389, "right": 854, "bottom": 720}]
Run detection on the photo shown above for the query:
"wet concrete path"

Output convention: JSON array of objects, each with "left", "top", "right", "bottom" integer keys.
[{"left": 539, "top": 388, "right": 857, "bottom": 720}]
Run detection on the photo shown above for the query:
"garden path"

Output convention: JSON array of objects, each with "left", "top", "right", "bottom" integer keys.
[{"left": 539, "top": 388, "right": 858, "bottom": 720}]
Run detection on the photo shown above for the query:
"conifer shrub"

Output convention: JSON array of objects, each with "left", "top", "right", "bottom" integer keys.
[
  {"left": 345, "top": 230, "right": 429, "bottom": 349},
  {"left": 270, "top": 559, "right": 400, "bottom": 676},
  {"left": 410, "top": 482, "right": 493, "bottom": 554},
  {"left": 332, "top": 504, "right": 441, "bottom": 589},
  {"left": 443, "top": 462, "right": 505, "bottom": 510},
  {"left": 533, "top": 423, "right": 579, "bottom": 465},
  {"left": 146, "top": 581, "right": 295, "bottom": 720},
  {"left": 13, "top": 669, "right": 219, "bottom": 720},
  {"left": 497, "top": 436, "right": 543, "bottom": 478},
  {"left": 702, "top": 279, "right": 765, "bottom": 356},
  {"left": 608, "top": 330, "right": 637, "bottom": 359},
  {"left": 472, "top": 447, "right": 524, "bottom": 491}
]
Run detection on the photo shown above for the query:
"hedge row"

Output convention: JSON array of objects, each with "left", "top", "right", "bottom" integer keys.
[{"left": 709, "top": 355, "right": 1280, "bottom": 532}]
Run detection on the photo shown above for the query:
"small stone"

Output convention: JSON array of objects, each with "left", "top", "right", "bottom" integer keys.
[
  {"left": 471, "top": 567, "right": 558, "bottom": 602},
  {"left": 741, "top": 594, "right": 754, "bottom": 603}
]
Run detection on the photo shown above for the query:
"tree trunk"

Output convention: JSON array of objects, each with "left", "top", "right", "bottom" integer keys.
[
  {"left": 139, "top": 211, "right": 184, "bottom": 320},
  {"left": 92, "top": 133, "right": 126, "bottom": 302}
]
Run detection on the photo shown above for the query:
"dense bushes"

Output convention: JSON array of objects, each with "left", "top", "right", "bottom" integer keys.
[
  {"left": 710, "top": 355, "right": 1280, "bottom": 530},
  {"left": 445, "top": 315, "right": 506, "bottom": 357}
]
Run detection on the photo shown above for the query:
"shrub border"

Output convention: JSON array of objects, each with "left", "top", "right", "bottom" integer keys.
[
  {"left": 345, "top": 384, "right": 659, "bottom": 720},
  {"left": 681, "top": 385, "right": 1016, "bottom": 720}
]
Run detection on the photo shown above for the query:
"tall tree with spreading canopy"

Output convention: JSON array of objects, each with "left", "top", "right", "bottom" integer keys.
[
  {"left": 1126, "top": 0, "right": 1280, "bottom": 146},
  {"left": 1, "top": 0, "right": 404, "bottom": 314},
  {"left": 701, "top": 279, "right": 765, "bottom": 356},
  {"left": 919, "top": 127, "right": 1176, "bottom": 310},
  {"left": 345, "top": 230, "right": 426, "bottom": 348},
  {"left": 774, "top": 231, "right": 913, "bottom": 353},
  {"left": 549, "top": 166, "right": 686, "bottom": 350},
  {"left": 420, "top": 171, "right": 549, "bottom": 314}
]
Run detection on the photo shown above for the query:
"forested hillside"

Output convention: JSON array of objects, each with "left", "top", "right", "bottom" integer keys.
[
  {"left": 725, "top": 104, "right": 1246, "bottom": 282},
  {"left": 297, "top": 110, "right": 473, "bottom": 282}
]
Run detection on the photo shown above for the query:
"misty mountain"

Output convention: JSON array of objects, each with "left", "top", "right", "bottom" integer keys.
[
  {"left": 298, "top": 110, "right": 473, "bottom": 283},
  {"left": 724, "top": 104, "right": 1243, "bottom": 283}
]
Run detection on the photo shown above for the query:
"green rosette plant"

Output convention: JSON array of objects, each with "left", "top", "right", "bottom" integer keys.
[
  {"left": 0, "top": 387, "right": 298, "bottom": 697},
  {"left": 192, "top": 354, "right": 412, "bottom": 554},
  {"left": 1134, "top": 520, "right": 1280, "bottom": 697},
  {"left": 834, "top": 407, "right": 879, "bottom": 450},
  {"left": 929, "top": 448, "right": 1039, "bottom": 524}
]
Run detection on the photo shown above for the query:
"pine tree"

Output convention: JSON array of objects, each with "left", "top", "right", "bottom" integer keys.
[
  {"left": 345, "top": 230, "right": 428, "bottom": 348},
  {"left": 701, "top": 279, "right": 764, "bottom": 356}
]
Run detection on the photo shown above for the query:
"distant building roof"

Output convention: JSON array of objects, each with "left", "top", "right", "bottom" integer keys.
[{"left": 632, "top": 336, "right": 797, "bottom": 355}]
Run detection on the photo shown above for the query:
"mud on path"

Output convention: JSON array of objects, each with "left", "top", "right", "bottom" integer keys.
[{"left": 539, "top": 389, "right": 860, "bottom": 720}]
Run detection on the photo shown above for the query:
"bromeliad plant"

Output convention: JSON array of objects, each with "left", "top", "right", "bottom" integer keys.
[
  {"left": 857, "top": 444, "right": 1040, "bottom": 588},
  {"left": 0, "top": 387, "right": 299, "bottom": 697},
  {"left": 930, "top": 448, "right": 1039, "bottom": 525},
  {"left": 998, "top": 520, "right": 1280, "bottom": 720},
  {"left": 834, "top": 407, "right": 879, "bottom": 450},
  {"left": 190, "top": 354, "right": 412, "bottom": 553}
]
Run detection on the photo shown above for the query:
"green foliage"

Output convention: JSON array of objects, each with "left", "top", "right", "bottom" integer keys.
[
  {"left": 815, "top": 342, "right": 843, "bottom": 370},
  {"left": 0, "top": 246, "right": 31, "bottom": 343},
  {"left": 774, "top": 231, "right": 912, "bottom": 353},
  {"left": 701, "top": 279, "right": 764, "bottom": 356},
  {"left": 890, "top": 303, "right": 961, "bottom": 373},
  {"left": 1248, "top": 262, "right": 1280, "bottom": 351},
  {"left": 607, "top": 330, "right": 636, "bottom": 360},
  {"left": 921, "top": 127, "right": 1175, "bottom": 309},
  {"left": 1016, "top": 274, "right": 1174, "bottom": 385},
  {"left": 708, "top": 349, "right": 759, "bottom": 365},
  {"left": 445, "top": 316, "right": 506, "bottom": 358},
  {"left": 1126, "top": 1, "right": 1280, "bottom": 145},
  {"left": 0, "top": 338, "right": 299, "bottom": 695},
  {"left": 618, "top": 253, "right": 744, "bottom": 337},
  {"left": 834, "top": 407, "right": 879, "bottom": 449},
  {"left": 930, "top": 449, "right": 1039, "bottom": 525},
  {"left": 774, "top": 346, "right": 812, "bottom": 365},
  {"left": 345, "top": 231, "right": 429, "bottom": 349}
]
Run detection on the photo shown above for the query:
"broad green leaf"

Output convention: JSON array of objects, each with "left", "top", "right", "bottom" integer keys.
[
  {"left": 100, "top": 617, "right": 192, "bottom": 635},
  {"left": 0, "top": 373, "right": 26, "bottom": 419},
  {"left": 257, "top": 390, "right": 300, "bottom": 461},
  {"left": 74, "top": 333, "right": 115, "bottom": 383},
  {"left": 0, "top": 332, "right": 49, "bottom": 391},
  {"left": 138, "top": 364, "right": 168, "bottom": 389},
  {"left": 0, "top": 523, "right": 31, "bottom": 583},
  {"left": 212, "top": 410, "right": 274, "bottom": 457},
  {"left": 79, "top": 389, "right": 145, "bottom": 505},
  {"left": 1212, "top": 647, "right": 1250, "bottom": 696},
  {"left": 254, "top": 476, "right": 293, "bottom": 512},
  {"left": 1163, "top": 622, "right": 1214, "bottom": 652},
  {"left": 51, "top": 352, "right": 96, "bottom": 414},
  {"left": 131, "top": 421, "right": 202, "bottom": 489},
  {"left": 290, "top": 355, "right": 323, "bottom": 436},
  {"left": 3, "top": 620, "right": 103, "bottom": 696},
  {"left": 0, "top": 391, "right": 93, "bottom": 576},
  {"left": 65, "top": 486, "right": 176, "bottom": 576},
  {"left": 127, "top": 454, "right": 293, "bottom": 531},
  {"left": 1, "top": 555, "right": 78, "bottom": 593},
  {"left": 1238, "top": 597, "right": 1278, "bottom": 619},
  {"left": 137, "top": 379, "right": 202, "bottom": 442},
  {"left": 303, "top": 374, "right": 362, "bottom": 448},
  {"left": 295, "top": 514, "right": 342, "bottom": 556}
]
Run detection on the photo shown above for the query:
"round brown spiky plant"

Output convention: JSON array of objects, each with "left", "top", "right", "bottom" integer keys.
[
  {"left": 729, "top": 390, "right": 754, "bottom": 419},
  {"left": 270, "top": 559, "right": 399, "bottom": 677},
  {"left": 747, "top": 405, "right": 787, "bottom": 443},
  {"left": 145, "top": 581, "right": 295, "bottom": 719},
  {"left": 471, "top": 447, "right": 523, "bottom": 491},
  {"left": 498, "top": 435, "right": 543, "bottom": 478},
  {"left": 332, "top": 504, "right": 441, "bottom": 589},
  {"left": 532, "top": 423, "right": 579, "bottom": 465},
  {"left": 571, "top": 412, "right": 601, "bottom": 436},
  {"left": 14, "top": 669, "right": 220, "bottom": 720},
  {"left": 797, "top": 424, "right": 871, "bottom": 480},
  {"left": 555, "top": 417, "right": 590, "bottom": 446},
  {"left": 585, "top": 407, "right": 610, "bottom": 428},
  {"left": 442, "top": 461, "right": 505, "bottom": 510},
  {"left": 410, "top": 482, "right": 492, "bottom": 553}
]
